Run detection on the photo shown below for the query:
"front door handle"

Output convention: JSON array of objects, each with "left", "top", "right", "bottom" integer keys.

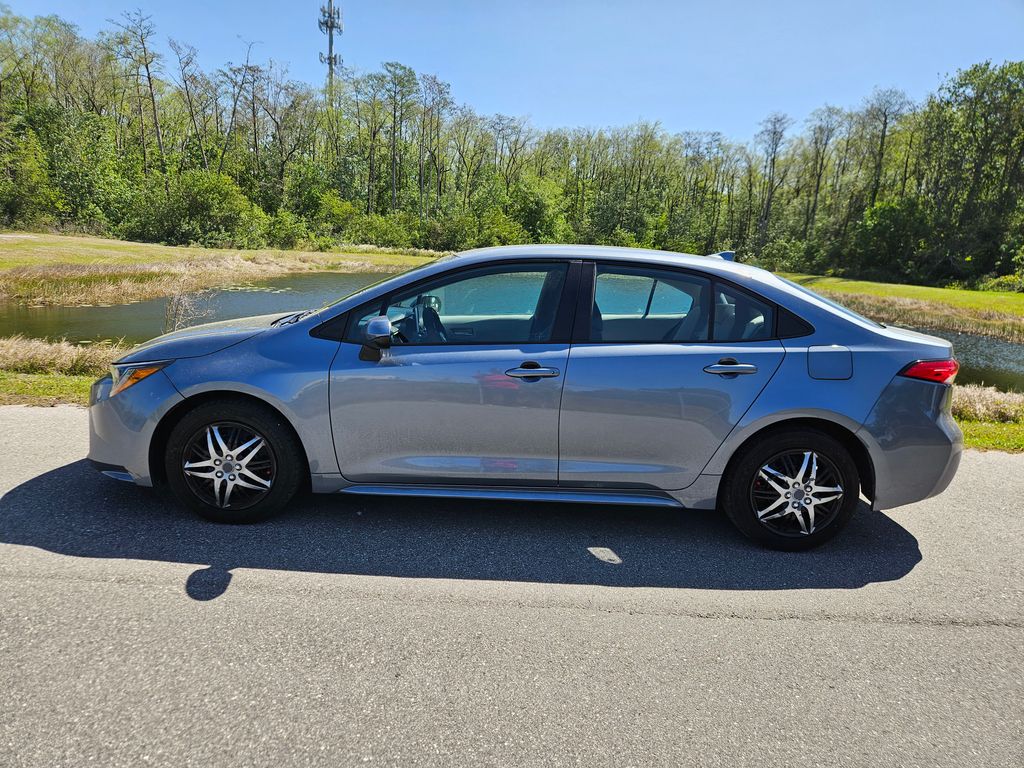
[
  {"left": 703, "top": 358, "right": 758, "bottom": 376},
  {"left": 505, "top": 362, "right": 560, "bottom": 379}
]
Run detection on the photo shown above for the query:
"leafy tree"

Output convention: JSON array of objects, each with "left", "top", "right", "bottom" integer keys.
[{"left": 0, "top": 119, "right": 60, "bottom": 225}]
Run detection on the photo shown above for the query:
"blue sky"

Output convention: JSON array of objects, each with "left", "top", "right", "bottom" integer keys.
[{"left": 14, "top": 0, "right": 1024, "bottom": 139}]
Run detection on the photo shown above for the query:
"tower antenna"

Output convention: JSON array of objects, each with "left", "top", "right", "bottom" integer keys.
[{"left": 318, "top": 1, "right": 342, "bottom": 94}]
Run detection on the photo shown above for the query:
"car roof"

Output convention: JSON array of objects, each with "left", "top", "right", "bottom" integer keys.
[
  {"left": 453, "top": 244, "right": 785, "bottom": 291},
  {"left": 459, "top": 244, "right": 748, "bottom": 272}
]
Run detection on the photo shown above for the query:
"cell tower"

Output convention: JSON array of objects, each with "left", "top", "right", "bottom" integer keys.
[{"left": 318, "top": 0, "right": 343, "bottom": 94}]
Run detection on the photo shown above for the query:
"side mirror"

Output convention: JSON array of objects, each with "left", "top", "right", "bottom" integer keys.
[{"left": 359, "top": 315, "right": 393, "bottom": 362}]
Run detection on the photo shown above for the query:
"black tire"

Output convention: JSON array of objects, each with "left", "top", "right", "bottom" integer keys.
[
  {"left": 164, "top": 398, "right": 305, "bottom": 523},
  {"left": 720, "top": 428, "right": 860, "bottom": 551}
]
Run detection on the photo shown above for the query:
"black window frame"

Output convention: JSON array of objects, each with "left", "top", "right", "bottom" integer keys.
[
  {"left": 573, "top": 260, "right": 814, "bottom": 344},
  {"left": 340, "top": 258, "right": 584, "bottom": 347}
]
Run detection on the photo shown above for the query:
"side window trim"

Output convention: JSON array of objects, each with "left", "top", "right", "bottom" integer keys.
[
  {"left": 572, "top": 261, "right": 596, "bottom": 343},
  {"left": 343, "top": 259, "right": 579, "bottom": 347}
]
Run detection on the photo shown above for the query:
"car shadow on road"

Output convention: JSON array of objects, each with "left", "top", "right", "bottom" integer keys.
[{"left": 0, "top": 460, "right": 922, "bottom": 600}]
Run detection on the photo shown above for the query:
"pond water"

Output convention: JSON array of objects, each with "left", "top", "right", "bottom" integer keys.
[
  {"left": 0, "top": 273, "right": 383, "bottom": 345},
  {"left": 0, "top": 271, "right": 1022, "bottom": 391},
  {"left": 915, "top": 327, "right": 1024, "bottom": 393}
]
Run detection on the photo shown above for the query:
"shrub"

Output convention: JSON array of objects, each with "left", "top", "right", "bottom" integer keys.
[
  {"left": 977, "top": 273, "right": 1024, "bottom": 293},
  {"left": 473, "top": 209, "right": 530, "bottom": 247},
  {"left": 120, "top": 171, "right": 268, "bottom": 248},
  {"left": 316, "top": 191, "right": 358, "bottom": 234},
  {"left": 342, "top": 212, "right": 416, "bottom": 248},
  {"left": 266, "top": 210, "right": 310, "bottom": 249},
  {"left": 415, "top": 214, "right": 477, "bottom": 251},
  {"left": 605, "top": 226, "right": 640, "bottom": 249}
]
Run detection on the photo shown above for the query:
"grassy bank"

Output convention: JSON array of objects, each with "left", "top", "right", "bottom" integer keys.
[
  {"left": 0, "top": 233, "right": 437, "bottom": 306},
  {"left": 785, "top": 273, "right": 1024, "bottom": 342},
  {"left": 0, "top": 334, "right": 1020, "bottom": 451}
]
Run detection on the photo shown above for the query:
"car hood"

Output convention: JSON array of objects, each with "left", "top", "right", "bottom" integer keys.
[{"left": 116, "top": 313, "right": 283, "bottom": 364}]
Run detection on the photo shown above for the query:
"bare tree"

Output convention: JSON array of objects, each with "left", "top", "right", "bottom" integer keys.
[
  {"left": 804, "top": 106, "right": 843, "bottom": 236},
  {"left": 169, "top": 39, "right": 208, "bottom": 169},
  {"left": 216, "top": 41, "right": 256, "bottom": 174},
  {"left": 382, "top": 62, "right": 418, "bottom": 211},
  {"left": 114, "top": 11, "right": 167, "bottom": 175},
  {"left": 755, "top": 112, "right": 793, "bottom": 252},
  {"left": 864, "top": 87, "right": 911, "bottom": 206}
]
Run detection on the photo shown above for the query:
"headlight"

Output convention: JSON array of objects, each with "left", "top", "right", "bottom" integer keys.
[{"left": 109, "top": 361, "right": 172, "bottom": 397}]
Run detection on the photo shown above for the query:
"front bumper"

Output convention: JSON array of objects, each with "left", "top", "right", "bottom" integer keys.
[
  {"left": 87, "top": 370, "right": 185, "bottom": 486},
  {"left": 857, "top": 377, "right": 963, "bottom": 510}
]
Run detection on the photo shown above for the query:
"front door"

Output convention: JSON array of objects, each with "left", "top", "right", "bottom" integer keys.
[
  {"left": 558, "top": 263, "right": 785, "bottom": 490},
  {"left": 330, "top": 261, "right": 576, "bottom": 485}
]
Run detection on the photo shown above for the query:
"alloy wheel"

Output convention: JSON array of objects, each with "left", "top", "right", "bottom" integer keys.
[
  {"left": 749, "top": 450, "right": 845, "bottom": 537},
  {"left": 181, "top": 422, "right": 276, "bottom": 510}
]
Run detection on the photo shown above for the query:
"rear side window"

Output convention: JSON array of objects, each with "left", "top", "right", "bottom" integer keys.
[
  {"left": 591, "top": 265, "right": 711, "bottom": 342},
  {"left": 713, "top": 284, "right": 775, "bottom": 341}
]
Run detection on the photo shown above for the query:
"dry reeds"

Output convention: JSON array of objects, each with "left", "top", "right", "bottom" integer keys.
[
  {"left": 951, "top": 384, "right": 1024, "bottom": 423},
  {"left": 0, "top": 335, "right": 129, "bottom": 376}
]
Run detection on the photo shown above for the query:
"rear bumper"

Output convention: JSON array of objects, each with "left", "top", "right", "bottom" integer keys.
[
  {"left": 87, "top": 370, "right": 184, "bottom": 486},
  {"left": 857, "top": 377, "right": 963, "bottom": 510}
]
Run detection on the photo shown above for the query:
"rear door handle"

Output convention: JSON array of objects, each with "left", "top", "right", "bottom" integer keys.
[
  {"left": 703, "top": 359, "right": 758, "bottom": 376},
  {"left": 506, "top": 362, "right": 560, "bottom": 379}
]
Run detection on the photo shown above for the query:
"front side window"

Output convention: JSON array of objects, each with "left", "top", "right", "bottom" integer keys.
[
  {"left": 347, "top": 263, "right": 569, "bottom": 345},
  {"left": 591, "top": 265, "right": 711, "bottom": 342}
]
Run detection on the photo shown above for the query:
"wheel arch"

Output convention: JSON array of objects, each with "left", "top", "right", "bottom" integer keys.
[
  {"left": 718, "top": 417, "right": 875, "bottom": 502},
  {"left": 148, "top": 390, "right": 310, "bottom": 487}
]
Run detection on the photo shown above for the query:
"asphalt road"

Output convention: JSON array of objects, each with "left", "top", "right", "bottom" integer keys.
[{"left": 0, "top": 405, "right": 1021, "bottom": 767}]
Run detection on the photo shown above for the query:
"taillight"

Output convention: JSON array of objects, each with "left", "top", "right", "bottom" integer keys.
[{"left": 899, "top": 359, "right": 959, "bottom": 385}]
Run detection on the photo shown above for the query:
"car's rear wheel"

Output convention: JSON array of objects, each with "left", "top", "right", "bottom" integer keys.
[
  {"left": 164, "top": 399, "right": 304, "bottom": 523},
  {"left": 720, "top": 428, "right": 860, "bottom": 550}
]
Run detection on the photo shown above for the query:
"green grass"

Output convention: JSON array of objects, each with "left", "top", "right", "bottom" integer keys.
[
  {"left": 960, "top": 421, "right": 1024, "bottom": 452},
  {"left": 782, "top": 272, "right": 1024, "bottom": 342},
  {"left": 0, "top": 371, "right": 93, "bottom": 406},
  {"left": 783, "top": 273, "right": 1024, "bottom": 315},
  {"left": 0, "top": 232, "right": 435, "bottom": 271}
]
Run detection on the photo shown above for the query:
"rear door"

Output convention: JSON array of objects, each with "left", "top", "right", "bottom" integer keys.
[{"left": 558, "top": 262, "right": 785, "bottom": 490}]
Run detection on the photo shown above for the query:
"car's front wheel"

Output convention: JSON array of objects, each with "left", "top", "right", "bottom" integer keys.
[
  {"left": 720, "top": 428, "right": 860, "bottom": 550},
  {"left": 164, "top": 399, "right": 304, "bottom": 523}
]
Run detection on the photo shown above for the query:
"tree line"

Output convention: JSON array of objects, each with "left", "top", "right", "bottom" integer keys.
[{"left": 1, "top": 9, "right": 1022, "bottom": 287}]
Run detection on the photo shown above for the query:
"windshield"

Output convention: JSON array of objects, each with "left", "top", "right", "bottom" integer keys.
[
  {"left": 315, "top": 254, "right": 455, "bottom": 312},
  {"left": 778, "top": 276, "right": 883, "bottom": 328}
]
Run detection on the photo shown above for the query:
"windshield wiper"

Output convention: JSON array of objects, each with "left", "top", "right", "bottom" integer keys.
[{"left": 272, "top": 309, "right": 314, "bottom": 326}]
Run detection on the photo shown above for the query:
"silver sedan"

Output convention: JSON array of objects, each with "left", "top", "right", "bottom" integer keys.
[{"left": 88, "top": 245, "right": 962, "bottom": 550}]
